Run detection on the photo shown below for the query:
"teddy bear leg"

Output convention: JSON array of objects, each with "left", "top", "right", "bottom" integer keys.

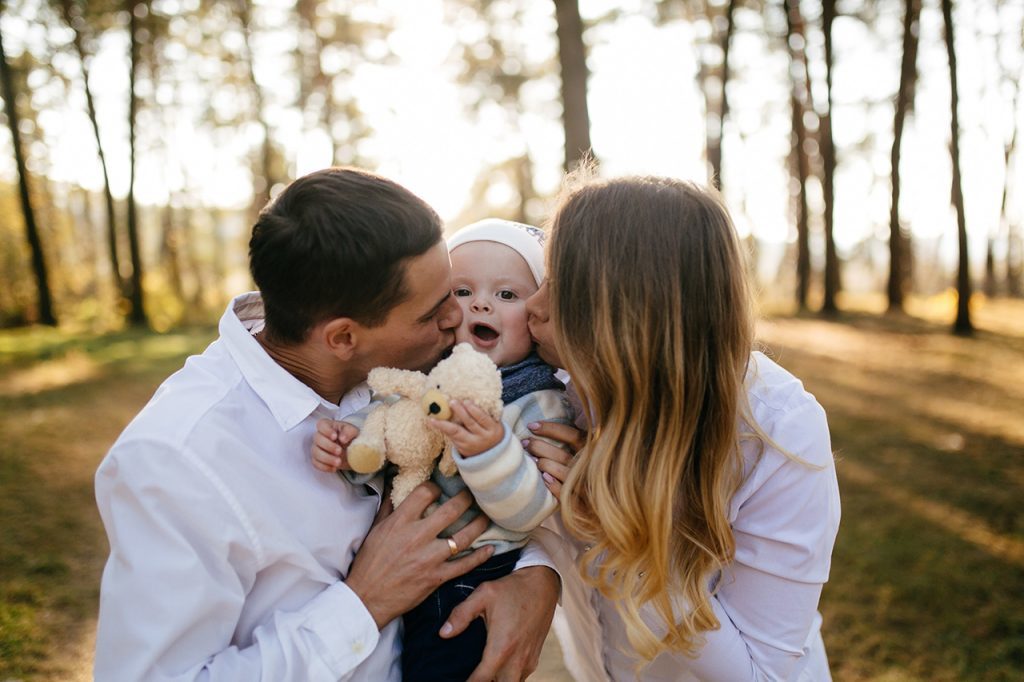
[
  {"left": 347, "top": 408, "right": 388, "bottom": 474},
  {"left": 390, "top": 464, "right": 434, "bottom": 508},
  {"left": 438, "top": 444, "right": 457, "bottom": 478}
]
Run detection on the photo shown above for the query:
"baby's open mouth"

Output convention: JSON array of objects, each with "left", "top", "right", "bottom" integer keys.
[{"left": 471, "top": 323, "right": 499, "bottom": 342}]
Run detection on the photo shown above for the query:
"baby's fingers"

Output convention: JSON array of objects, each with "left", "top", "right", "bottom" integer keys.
[
  {"left": 450, "top": 400, "right": 493, "bottom": 434},
  {"left": 429, "top": 417, "right": 462, "bottom": 438},
  {"left": 312, "top": 445, "right": 343, "bottom": 472},
  {"left": 316, "top": 418, "right": 340, "bottom": 440},
  {"left": 314, "top": 431, "right": 344, "bottom": 457},
  {"left": 337, "top": 422, "right": 360, "bottom": 446}
]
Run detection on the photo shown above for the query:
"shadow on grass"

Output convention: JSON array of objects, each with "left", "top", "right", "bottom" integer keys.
[{"left": 758, "top": 311, "right": 1024, "bottom": 680}]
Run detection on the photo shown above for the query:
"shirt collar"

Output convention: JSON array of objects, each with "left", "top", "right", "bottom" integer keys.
[{"left": 219, "top": 292, "right": 370, "bottom": 431}]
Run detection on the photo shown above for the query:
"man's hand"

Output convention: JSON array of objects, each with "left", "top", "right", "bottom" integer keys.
[
  {"left": 440, "top": 565, "right": 560, "bottom": 682},
  {"left": 345, "top": 483, "right": 493, "bottom": 629},
  {"left": 429, "top": 400, "right": 504, "bottom": 457},
  {"left": 311, "top": 419, "right": 360, "bottom": 472}
]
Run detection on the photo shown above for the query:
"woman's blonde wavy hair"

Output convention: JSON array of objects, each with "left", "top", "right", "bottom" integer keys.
[{"left": 550, "top": 175, "right": 757, "bottom": 664}]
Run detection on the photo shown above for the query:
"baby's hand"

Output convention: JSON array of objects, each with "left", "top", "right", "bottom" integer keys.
[
  {"left": 311, "top": 418, "right": 360, "bottom": 472},
  {"left": 429, "top": 400, "right": 503, "bottom": 457}
]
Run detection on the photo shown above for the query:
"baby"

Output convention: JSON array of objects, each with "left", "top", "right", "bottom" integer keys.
[{"left": 311, "top": 219, "right": 574, "bottom": 681}]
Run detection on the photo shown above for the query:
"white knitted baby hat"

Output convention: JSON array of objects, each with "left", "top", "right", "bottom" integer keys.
[{"left": 446, "top": 218, "right": 547, "bottom": 286}]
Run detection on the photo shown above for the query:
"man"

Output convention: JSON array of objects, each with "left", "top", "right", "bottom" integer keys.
[{"left": 94, "top": 168, "right": 560, "bottom": 680}]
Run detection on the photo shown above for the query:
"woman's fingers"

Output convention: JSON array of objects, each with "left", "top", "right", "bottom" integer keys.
[
  {"left": 527, "top": 421, "right": 586, "bottom": 453},
  {"left": 524, "top": 437, "right": 573, "bottom": 466}
]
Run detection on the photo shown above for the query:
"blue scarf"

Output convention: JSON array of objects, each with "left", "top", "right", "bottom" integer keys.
[{"left": 500, "top": 352, "right": 564, "bottom": 403}]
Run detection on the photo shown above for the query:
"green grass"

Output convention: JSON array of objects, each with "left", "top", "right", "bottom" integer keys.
[
  {"left": 757, "top": 300, "right": 1024, "bottom": 681},
  {"left": 0, "top": 325, "right": 215, "bottom": 681},
  {"left": 1, "top": 298, "right": 1022, "bottom": 680}
]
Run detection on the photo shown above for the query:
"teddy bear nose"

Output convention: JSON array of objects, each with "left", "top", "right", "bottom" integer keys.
[{"left": 422, "top": 389, "right": 452, "bottom": 420}]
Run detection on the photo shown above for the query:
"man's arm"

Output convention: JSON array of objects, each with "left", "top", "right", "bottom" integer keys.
[{"left": 95, "top": 441, "right": 492, "bottom": 681}]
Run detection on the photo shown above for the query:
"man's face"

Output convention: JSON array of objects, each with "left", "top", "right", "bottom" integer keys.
[{"left": 357, "top": 241, "right": 462, "bottom": 373}]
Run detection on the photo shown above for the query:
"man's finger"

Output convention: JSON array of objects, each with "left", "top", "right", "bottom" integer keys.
[
  {"left": 439, "top": 582, "right": 489, "bottom": 639},
  {"left": 445, "top": 512, "right": 490, "bottom": 556},
  {"left": 392, "top": 481, "right": 443, "bottom": 519},
  {"left": 440, "top": 543, "right": 494, "bottom": 583},
  {"left": 420, "top": 489, "right": 476, "bottom": 533}
]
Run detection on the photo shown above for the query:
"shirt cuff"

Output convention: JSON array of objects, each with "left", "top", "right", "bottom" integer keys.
[
  {"left": 515, "top": 530, "right": 564, "bottom": 599},
  {"left": 302, "top": 581, "right": 380, "bottom": 674}
]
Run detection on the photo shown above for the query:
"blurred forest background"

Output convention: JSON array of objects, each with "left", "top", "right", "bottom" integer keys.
[
  {"left": 1, "top": 0, "right": 1022, "bottom": 330},
  {"left": 2, "top": 0, "right": 1023, "bottom": 680}
]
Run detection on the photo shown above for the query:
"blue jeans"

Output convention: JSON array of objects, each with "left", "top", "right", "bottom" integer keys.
[{"left": 401, "top": 548, "right": 522, "bottom": 682}]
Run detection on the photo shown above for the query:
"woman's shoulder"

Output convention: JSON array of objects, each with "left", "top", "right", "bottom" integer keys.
[
  {"left": 730, "top": 352, "right": 840, "bottom": 581},
  {"left": 742, "top": 351, "right": 831, "bottom": 464},
  {"left": 745, "top": 351, "right": 818, "bottom": 414}
]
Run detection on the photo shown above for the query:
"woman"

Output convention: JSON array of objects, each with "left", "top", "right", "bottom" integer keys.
[{"left": 523, "top": 175, "right": 841, "bottom": 680}]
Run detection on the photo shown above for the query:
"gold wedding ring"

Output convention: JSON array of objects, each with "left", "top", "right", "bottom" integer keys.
[{"left": 446, "top": 537, "right": 459, "bottom": 557}]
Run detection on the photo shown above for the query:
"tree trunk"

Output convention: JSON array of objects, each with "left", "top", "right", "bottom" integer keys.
[
  {"left": 784, "top": 0, "right": 811, "bottom": 311},
  {"left": 161, "top": 202, "right": 185, "bottom": 304},
  {"left": 125, "top": 1, "right": 148, "bottom": 326},
  {"left": 0, "top": 20, "right": 57, "bottom": 325},
  {"left": 820, "top": 0, "right": 840, "bottom": 314},
  {"left": 888, "top": 0, "right": 921, "bottom": 313},
  {"left": 553, "top": 0, "right": 594, "bottom": 171},
  {"left": 999, "top": 21, "right": 1022, "bottom": 297},
  {"left": 941, "top": 0, "right": 972, "bottom": 335},
  {"left": 238, "top": 0, "right": 276, "bottom": 211},
  {"left": 707, "top": 0, "right": 737, "bottom": 190},
  {"left": 60, "top": 0, "right": 127, "bottom": 306}
]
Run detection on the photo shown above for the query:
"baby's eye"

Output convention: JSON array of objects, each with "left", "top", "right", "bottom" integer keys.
[
  {"left": 497, "top": 290, "right": 518, "bottom": 301},
  {"left": 453, "top": 287, "right": 471, "bottom": 297}
]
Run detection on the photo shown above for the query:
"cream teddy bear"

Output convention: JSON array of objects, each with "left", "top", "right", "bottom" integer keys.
[{"left": 346, "top": 343, "right": 503, "bottom": 506}]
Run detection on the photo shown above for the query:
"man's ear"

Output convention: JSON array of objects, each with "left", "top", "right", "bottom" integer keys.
[{"left": 321, "top": 317, "right": 359, "bottom": 360}]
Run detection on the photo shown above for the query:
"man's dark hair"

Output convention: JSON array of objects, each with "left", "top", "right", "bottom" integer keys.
[{"left": 249, "top": 167, "right": 443, "bottom": 344}]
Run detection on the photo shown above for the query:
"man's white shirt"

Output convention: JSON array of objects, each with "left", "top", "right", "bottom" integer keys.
[{"left": 94, "top": 293, "right": 554, "bottom": 681}]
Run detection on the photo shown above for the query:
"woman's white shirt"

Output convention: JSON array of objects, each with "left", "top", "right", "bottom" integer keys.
[{"left": 546, "top": 351, "right": 841, "bottom": 681}]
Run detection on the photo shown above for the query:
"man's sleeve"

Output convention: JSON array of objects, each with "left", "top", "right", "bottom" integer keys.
[{"left": 94, "top": 439, "right": 381, "bottom": 681}]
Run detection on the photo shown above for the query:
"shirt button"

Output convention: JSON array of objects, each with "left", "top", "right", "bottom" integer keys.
[{"left": 351, "top": 641, "right": 365, "bottom": 654}]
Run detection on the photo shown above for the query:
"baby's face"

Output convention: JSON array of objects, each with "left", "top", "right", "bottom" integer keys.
[{"left": 449, "top": 241, "right": 538, "bottom": 368}]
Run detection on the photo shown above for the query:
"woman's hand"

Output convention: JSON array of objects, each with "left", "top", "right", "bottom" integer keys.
[{"left": 523, "top": 421, "right": 586, "bottom": 499}]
